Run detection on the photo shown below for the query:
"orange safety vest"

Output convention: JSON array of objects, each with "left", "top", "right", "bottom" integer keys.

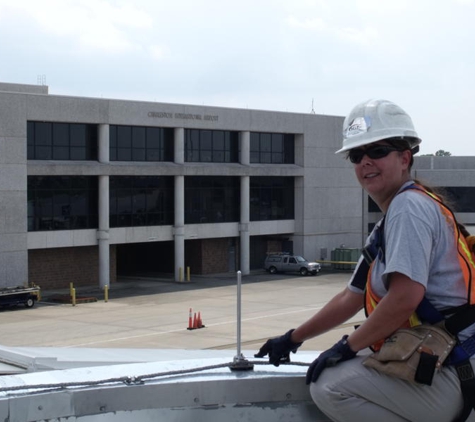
[{"left": 364, "top": 184, "right": 475, "bottom": 351}]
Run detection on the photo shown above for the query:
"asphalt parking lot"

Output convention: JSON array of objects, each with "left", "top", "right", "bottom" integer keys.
[{"left": 0, "top": 270, "right": 364, "bottom": 353}]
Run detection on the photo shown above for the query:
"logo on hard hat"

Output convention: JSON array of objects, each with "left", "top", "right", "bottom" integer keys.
[{"left": 346, "top": 116, "right": 371, "bottom": 137}]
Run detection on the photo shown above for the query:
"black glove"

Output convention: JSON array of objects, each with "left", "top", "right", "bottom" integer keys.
[
  {"left": 305, "top": 335, "right": 357, "bottom": 385},
  {"left": 254, "top": 329, "right": 303, "bottom": 366}
]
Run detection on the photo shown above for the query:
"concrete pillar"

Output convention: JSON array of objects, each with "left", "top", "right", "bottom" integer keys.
[
  {"left": 240, "top": 131, "right": 250, "bottom": 165},
  {"left": 174, "top": 129, "right": 185, "bottom": 281},
  {"left": 98, "top": 124, "right": 110, "bottom": 163},
  {"left": 240, "top": 176, "right": 250, "bottom": 275},
  {"left": 175, "top": 128, "right": 184, "bottom": 164},
  {"left": 97, "top": 125, "right": 110, "bottom": 289},
  {"left": 239, "top": 132, "right": 250, "bottom": 274},
  {"left": 174, "top": 175, "right": 185, "bottom": 281},
  {"left": 98, "top": 175, "right": 110, "bottom": 289}
]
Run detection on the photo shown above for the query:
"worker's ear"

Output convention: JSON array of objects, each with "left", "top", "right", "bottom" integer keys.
[{"left": 400, "top": 149, "right": 412, "bottom": 170}]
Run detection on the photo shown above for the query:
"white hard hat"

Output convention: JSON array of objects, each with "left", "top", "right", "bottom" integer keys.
[{"left": 336, "top": 99, "right": 421, "bottom": 154}]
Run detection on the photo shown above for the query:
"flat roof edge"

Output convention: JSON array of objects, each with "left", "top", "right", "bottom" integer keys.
[{"left": 0, "top": 82, "right": 48, "bottom": 95}]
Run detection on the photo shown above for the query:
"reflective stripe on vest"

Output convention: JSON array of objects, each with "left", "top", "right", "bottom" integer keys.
[{"left": 364, "top": 184, "right": 475, "bottom": 351}]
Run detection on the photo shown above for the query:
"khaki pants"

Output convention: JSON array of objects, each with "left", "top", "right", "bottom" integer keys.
[{"left": 309, "top": 356, "right": 475, "bottom": 422}]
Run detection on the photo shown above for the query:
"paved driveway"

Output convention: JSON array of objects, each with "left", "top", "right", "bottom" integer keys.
[{"left": 0, "top": 271, "right": 364, "bottom": 353}]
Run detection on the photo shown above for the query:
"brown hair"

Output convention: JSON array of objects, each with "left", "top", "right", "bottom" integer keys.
[{"left": 386, "top": 137, "right": 417, "bottom": 168}]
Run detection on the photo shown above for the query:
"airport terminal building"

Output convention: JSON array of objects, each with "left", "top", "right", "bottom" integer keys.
[{"left": 0, "top": 82, "right": 474, "bottom": 290}]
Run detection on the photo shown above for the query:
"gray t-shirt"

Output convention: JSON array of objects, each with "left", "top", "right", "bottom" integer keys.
[{"left": 349, "top": 181, "right": 467, "bottom": 313}]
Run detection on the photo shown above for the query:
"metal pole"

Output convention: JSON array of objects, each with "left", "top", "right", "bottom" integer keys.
[
  {"left": 236, "top": 271, "right": 242, "bottom": 357},
  {"left": 229, "top": 271, "right": 253, "bottom": 371}
]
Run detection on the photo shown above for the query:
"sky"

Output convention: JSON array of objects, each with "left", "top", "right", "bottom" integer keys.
[{"left": 0, "top": 0, "right": 474, "bottom": 156}]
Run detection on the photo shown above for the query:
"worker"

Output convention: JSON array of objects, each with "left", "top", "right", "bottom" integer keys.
[{"left": 255, "top": 99, "right": 475, "bottom": 421}]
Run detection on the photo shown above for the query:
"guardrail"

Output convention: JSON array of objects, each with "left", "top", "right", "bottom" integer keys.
[{"left": 316, "top": 260, "right": 358, "bottom": 270}]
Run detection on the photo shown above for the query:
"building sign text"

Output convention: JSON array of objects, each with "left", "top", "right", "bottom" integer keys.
[{"left": 148, "top": 111, "right": 219, "bottom": 122}]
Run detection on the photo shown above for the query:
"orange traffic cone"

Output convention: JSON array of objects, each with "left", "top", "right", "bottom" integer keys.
[
  {"left": 193, "top": 312, "right": 198, "bottom": 329},
  {"left": 197, "top": 312, "right": 202, "bottom": 328}
]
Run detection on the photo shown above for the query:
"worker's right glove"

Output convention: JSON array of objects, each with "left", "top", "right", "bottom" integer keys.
[{"left": 254, "top": 329, "right": 303, "bottom": 366}]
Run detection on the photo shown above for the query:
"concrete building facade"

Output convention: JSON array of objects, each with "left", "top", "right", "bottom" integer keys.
[{"left": 0, "top": 82, "right": 474, "bottom": 290}]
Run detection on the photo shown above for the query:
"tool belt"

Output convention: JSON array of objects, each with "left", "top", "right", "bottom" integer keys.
[{"left": 363, "top": 324, "right": 457, "bottom": 386}]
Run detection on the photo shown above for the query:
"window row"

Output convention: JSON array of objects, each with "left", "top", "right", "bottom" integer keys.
[
  {"left": 27, "top": 122, "right": 98, "bottom": 160},
  {"left": 109, "top": 177, "right": 174, "bottom": 227},
  {"left": 250, "top": 133, "right": 295, "bottom": 164},
  {"left": 250, "top": 177, "right": 295, "bottom": 220},
  {"left": 28, "top": 177, "right": 98, "bottom": 231},
  {"left": 185, "top": 177, "right": 240, "bottom": 223},
  {"left": 185, "top": 129, "right": 239, "bottom": 163},
  {"left": 28, "top": 122, "right": 296, "bottom": 164},
  {"left": 110, "top": 125, "right": 174, "bottom": 162},
  {"left": 27, "top": 176, "right": 296, "bottom": 231}
]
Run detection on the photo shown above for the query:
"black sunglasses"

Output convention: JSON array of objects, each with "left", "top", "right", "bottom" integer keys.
[{"left": 347, "top": 145, "right": 402, "bottom": 164}]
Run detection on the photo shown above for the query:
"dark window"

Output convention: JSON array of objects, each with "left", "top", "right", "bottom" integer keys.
[
  {"left": 368, "top": 196, "right": 381, "bottom": 212},
  {"left": 441, "top": 187, "right": 475, "bottom": 213},
  {"left": 185, "top": 177, "right": 239, "bottom": 223},
  {"left": 110, "top": 125, "right": 173, "bottom": 162},
  {"left": 250, "top": 132, "right": 295, "bottom": 164},
  {"left": 27, "top": 122, "right": 98, "bottom": 160},
  {"left": 109, "top": 177, "right": 174, "bottom": 227},
  {"left": 185, "top": 129, "right": 239, "bottom": 163},
  {"left": 27, "top": 176, "right": 98, "bottom": 231},
  {"left": 250, "top": 177, "right": 294, "bottom": 221}
]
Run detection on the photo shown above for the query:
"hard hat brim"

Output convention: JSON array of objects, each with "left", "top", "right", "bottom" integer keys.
[{"left": 335, "top": 135, "right": 421, "bottom": 155}]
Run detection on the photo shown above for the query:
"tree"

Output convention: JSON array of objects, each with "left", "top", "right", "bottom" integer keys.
[
  {"left": 435, "top": 150, "right": 451, "bottom": 156},
  {"left": 420, "top": 150, "right": 452, "bottom": 157}
]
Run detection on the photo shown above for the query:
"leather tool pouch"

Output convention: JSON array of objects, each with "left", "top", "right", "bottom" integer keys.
[{"left": 363, "top": 324, "right": 456, "bottom": 386}]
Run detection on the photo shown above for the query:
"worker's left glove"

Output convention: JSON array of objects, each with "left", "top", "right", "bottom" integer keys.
[{"left": 305, "top": 335, "right": 357, "bottom": 385}]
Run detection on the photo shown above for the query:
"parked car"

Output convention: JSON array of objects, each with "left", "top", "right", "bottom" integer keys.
[{"left": 264, "top": 253, "right": 321, "bottom": 276}]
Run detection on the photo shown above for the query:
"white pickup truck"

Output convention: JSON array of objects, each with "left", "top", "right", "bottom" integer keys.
[{"left": 264, "top": 253, "right": 321, "bottom": 276}]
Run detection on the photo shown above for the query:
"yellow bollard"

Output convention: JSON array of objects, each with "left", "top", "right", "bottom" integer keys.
[
  {"left": 104, "top": 285, "right": 109, "bottom": 302},
  {"left": 70, "top": 282, "right": 74, "bottom": 298},
  {"left": 179, "top": 267, "right": 183, "bottom": 282},
  {"left": 71, "top": 288, "right": 76, "bottom": 306},
  {"left": 34, "top": 283, "right": 41, "bottom": 302},
  {"left": 187, "top": 266, "right": 190, "bottom": 282}
]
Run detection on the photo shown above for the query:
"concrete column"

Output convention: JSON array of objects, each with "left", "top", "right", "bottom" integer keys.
[
  {"left": 240, "top": 131, "right": 250, "bottom": 165},
  {"left": 175, "top": 128, "right": 184, "bottom": 164},
  {"left": 98, "top": 125, "right": 110, "bottom": 289},
  {"left": 174, "top": 175, "right": 185, "bottom": 281},
  {"left": 239, "top": 132, "right": 251, "bottom": 273},
  {"left": 240, "top": 176, "right": 250, "bottom": 275},
  {"left": 98, "top": 124, "right": 110, "bottom": 163},
  {"left": 98, "top": 175, "right": 110, "bottom": 289}
]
